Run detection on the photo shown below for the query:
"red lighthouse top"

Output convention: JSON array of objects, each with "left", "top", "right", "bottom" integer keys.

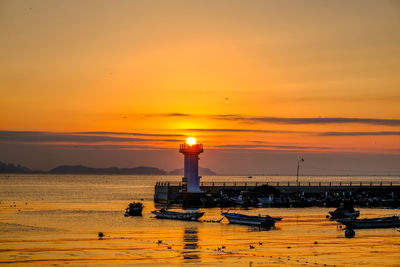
[{"left": 179, "top": 137, "right": 204, "bottom": 154}]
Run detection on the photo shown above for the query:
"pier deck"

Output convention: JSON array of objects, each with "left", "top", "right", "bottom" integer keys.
[{"left": 154, "top": 181, "right": 400, "bottom": 206}]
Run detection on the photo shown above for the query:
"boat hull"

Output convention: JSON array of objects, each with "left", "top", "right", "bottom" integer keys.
[
  {"left": 329, "top": 210, "right": 360, "bottom": 220},
  {"left": 222, "top": 213, "right": 280, "bottom": 228},
  {"left": 152, "top": 210, "right": 204, "bottom": 221},
  {"left": 340, "top": 216, "right": 400, "bottom": 229},
  {"left": 125, "top": 208, "right": 143, "bottom": 216},
  {"left": 125, "top": 202, "right": 144, "bottom": 216}
]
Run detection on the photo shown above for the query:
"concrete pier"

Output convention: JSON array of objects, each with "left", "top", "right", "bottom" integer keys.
[{"left": 154, "top": 180, "right": 400, "bottom": 207}]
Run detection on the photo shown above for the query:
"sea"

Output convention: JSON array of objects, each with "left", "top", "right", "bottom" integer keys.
[{"left": 0, "top": 174, "right": 399, "bottom": 266}]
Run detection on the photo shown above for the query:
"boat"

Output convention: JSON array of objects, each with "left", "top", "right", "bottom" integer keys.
[
  {"left": 152, "top": 208, "right": 204, "bottom": 221},
  {"left": 124, "top": 202, "right": 144, "bottom": 216},
  {"left": 229, "top": 191, "right": 259, "bottom": 206},
  {"left": 328, "top": 203, "right": 360, "bottom": 220},
  {"left": 221, "top": 212, "right": 282, "bottom": 228},
  {"left": 257, "top": 196, "right": 273, "bottom": 206},
  {"left": 339, "top": 215, "right": 400, "bottom": 229}
]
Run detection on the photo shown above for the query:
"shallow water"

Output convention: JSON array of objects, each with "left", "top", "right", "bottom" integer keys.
[{"left": 0, "top": 174, "right": 399, "bottom": 266}]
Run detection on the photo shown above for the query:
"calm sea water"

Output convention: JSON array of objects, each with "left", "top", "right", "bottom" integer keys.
[{"left": 0, "top": 174, "right": 399, "bottom": 266}]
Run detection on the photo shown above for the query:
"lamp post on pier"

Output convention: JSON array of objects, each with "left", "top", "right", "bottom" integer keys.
[{"left": 296, "top": 158, "right": 304, "bottom": 184}]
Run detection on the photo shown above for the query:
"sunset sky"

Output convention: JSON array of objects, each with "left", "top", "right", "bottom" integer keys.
[{"left": 1, "top": 0, "right": 399, "bottom": 175}]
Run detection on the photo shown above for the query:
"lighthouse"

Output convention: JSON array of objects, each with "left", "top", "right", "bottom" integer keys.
[{"left": 179, "top": 137, "right": 204, "bottom": 193}]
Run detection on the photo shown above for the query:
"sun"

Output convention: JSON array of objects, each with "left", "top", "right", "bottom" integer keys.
[{"left": 186, "top": 137, "right": 197, "bottom": 146}]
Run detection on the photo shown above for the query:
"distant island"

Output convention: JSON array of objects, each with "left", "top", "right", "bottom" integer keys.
[
  {"left": 0, "top": 162, "right": 217, "bottom": 175},
  {"left": 49, "top": 165, "right": 167, "bottom": 175},
  {"left": 0, "top": 162, "right": 42, "bottom": 173}
]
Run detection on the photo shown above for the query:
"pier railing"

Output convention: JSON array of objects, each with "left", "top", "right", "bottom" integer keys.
[{"left": 155, "top": 181, "right": 400, "bottom": 187}]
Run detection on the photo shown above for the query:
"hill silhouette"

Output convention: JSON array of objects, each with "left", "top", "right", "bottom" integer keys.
[
  {"left": 0, "top": 162, "right": 40, "bottom": 173},
  {"left": 49, "top": 165, "right": 167, "bottom": 175},
  {"left": 0, "top": 162, "right": 217, "bottom": 175}
]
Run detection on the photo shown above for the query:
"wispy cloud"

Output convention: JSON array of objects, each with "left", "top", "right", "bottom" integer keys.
[
  {"left": 214, "top": 144, "right": 331, "bottom": 150},
  {"left": 0, "top": 131, "right": 181, "bottom": 143},
  {"left": 48, "top": 144, "right": 171, "bottom": 150},
  {"left": 277, "top": 96, "right": 400, "bottom": 103},
  {"left": 148, "top": 113, "right": 400, "bottom": 126},
  {"left": 145, "top": 113, "right": 190, "bottom": 118},
  {"left": 210, "top": 115, "right": 400, "bottom": 126},
  {"left": 318, "top": 131, "right": 400, "bottom": 136},
  {"left": 166, "top": 113, "right": 190, "bottom": 117},
  {"left": 186, "top": 128, "right": 301, "bottom": 134},
  {"left": 76, "top": 131, "right": 184, "bottom": 137},
  {"left": 185, "top": 128, "right": 400, "bottom": 136}
]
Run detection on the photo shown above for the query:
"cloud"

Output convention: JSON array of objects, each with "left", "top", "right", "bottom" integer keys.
[
  {"left": 147, "top": 113, "right": 400, "bottom": 126},
  {"left": 186, "top": 128, "right": 300, "bottom": 134},
  {"left": 146, "top": 113, "right": 190, "bottom": 117},
  {"left": 211, "top": 115, "right": 400, "bottom": 126},
  {"left": 319, "top": 131, "right": 400, "bottom": 136},
  {"left": 278, "top": 96, "right": 400, "bottom": 103},
  {"left": 166, "top": 113, "right": 190, "bottom": 117},
  {"left": 0, "top": 131, "right": 181, "bottom": 143},
  {"left": 76, "top": 131, "right": 184, "bottom": 137},
  {"left": 47, "top": 144, "right": 171, "bottom": 150},
  {"left": 185, "top": 128, "right": 400, "bottom": 137},
  {"left": 214, "top": 144, "right": 331, "bottom": 150}
]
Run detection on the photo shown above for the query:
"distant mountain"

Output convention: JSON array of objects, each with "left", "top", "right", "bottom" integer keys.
[
  {"left": 168, "top": 167, "right": 217, "bottom": 175},
  {"left": 49, "top": 165, "right": 167, "bottom": 175},
  {"left": 0, "top": 162, "right": 41, "bottom": 173},
  {"left": 0, "top": 161, "right": 215, "bottom": 175}
]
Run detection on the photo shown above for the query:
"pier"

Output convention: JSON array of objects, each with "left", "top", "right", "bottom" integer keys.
[{"left": 154, "top": 180, "right": 400, "bottom": 207}]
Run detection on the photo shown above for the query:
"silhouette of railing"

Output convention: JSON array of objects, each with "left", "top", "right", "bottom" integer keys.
[{"left": 155, "top": 181, "right": 399, "bottom": 187}]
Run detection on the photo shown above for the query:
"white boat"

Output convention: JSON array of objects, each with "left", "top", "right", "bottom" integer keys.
[{"left": 152, "top": 209, "right": 204, "bottom": 221}]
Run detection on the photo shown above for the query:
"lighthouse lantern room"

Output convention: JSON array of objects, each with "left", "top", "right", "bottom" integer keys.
[{"left": 179, "top": 137, "right": 204, "bottom": 193}]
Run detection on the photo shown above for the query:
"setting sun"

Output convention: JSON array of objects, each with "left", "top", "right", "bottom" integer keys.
[{"left": 186, "top": 137, "right": 197, "bottom": 146}]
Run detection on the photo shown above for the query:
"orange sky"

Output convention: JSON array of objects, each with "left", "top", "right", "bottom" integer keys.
[{"left": 0, "top": 0, "right": 399, "bottom": 174}]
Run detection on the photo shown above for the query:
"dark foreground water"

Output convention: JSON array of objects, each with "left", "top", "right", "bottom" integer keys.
[{"left": 0, "top": 174, "right": 399, "bottom": 266}]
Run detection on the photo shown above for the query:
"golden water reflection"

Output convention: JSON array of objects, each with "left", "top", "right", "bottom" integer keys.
[
  {"left": 1, "top": 175, "right": 400, "bottom": 266},
  {"left": 182, "top": 225, "right": 200, "bottom": 262}
]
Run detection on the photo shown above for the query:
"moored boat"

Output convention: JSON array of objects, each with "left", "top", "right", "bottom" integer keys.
[
  {"left": 339, "top": 215, "right": 400, "bottom": 229},
  {"left": 152, "top": 209, "right": 204, "bottom": 221},
  {"left": 257, "top": 197, "right": 273, "bottom": 206},
  {"left": 229, "top": 191, "right": 259, "bottom": 206},
  {"left": 124, "top": 202, "right": 144, "bottom": 216},
  {"left": 221, "top": 212, "right": 282, "bottom": 228},
  {"left": 328, "top": 203, "right": 360, "bottom": 220}
]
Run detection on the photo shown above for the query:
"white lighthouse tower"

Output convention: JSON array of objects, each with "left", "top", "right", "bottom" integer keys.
[{"left": 179, "top": 137, "right": 204, "bottom": 193}]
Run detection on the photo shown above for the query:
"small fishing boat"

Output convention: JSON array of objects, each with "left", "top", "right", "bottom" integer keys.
[
  {"left": 124, "top": 202, "right": 144, "bottom": 216},
  {"left": 257, "top": 196, "right": 273, "bottom": 206},
  {"left": 339, "top": 215, "right": 400, "bottom": 229},
  {"left": 152, "top": 208, "right": 204, "bottom": 221},
  {"left": 221, "top": 212, "right": 282, "bottom": 228},
  {"left": 328, "top": 203, "right": 360, "bottom": 220},
  {"left": 229, "top": 191, "right": 258, "bottom": 206}
]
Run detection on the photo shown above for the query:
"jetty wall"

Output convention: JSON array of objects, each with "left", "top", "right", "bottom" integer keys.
[{"left": 154, "top": 181, "right": 400, "bottom": 206}]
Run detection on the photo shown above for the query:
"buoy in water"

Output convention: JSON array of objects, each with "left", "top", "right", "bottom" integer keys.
[
  {"left": 345, "top": 229, "right": 355, "bottom": 238},
  {"left": 98, "top": 232, "right": 104, "bottom": 238}
]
